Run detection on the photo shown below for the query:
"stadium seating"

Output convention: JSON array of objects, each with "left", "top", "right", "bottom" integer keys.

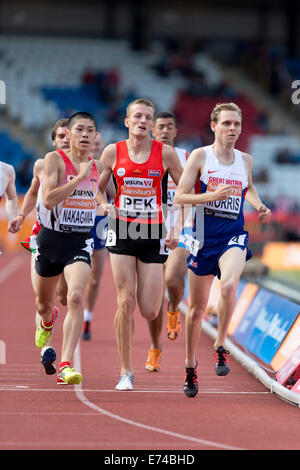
[
  {"left": 0, "top": 131, "right": 35, "bottom": 192},
  {"left": 0, "top": 34, "right": 300, "bottom": 208}
]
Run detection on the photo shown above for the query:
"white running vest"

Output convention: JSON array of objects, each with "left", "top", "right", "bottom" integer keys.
[{"left": 200, "top": 145, "right": 248, "bottom": 221}]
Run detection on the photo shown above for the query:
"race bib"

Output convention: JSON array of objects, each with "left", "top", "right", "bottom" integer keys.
[
  {"left": 159, "top": 238, "right": 170, "bottom": 255},
  {"left": 227, "top": 234, "right": 247, "bottom": 246},
  {"left": 203, "top": 177, "right": 242, "bottom": 220},
  {"left": 106, "top": 229, "right": 117, "bottom": 247},
  {"left": 189, "top": 238, "right": 201, "bottom": 256},
  {"left": 59, "top": 195, "right": 96, "bottom": 232},
  {"left": 119, "top": 185, "right": 158, "bottom": 220}
]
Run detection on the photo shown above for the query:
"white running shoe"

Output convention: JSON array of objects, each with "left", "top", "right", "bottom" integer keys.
[{"left": 115, "top": 373, "right": 134, "bottom": 391}]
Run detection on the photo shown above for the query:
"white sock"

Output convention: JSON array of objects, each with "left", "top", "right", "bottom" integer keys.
[{"left": 84, "top": 309, "right": 93, "bottom": 322}]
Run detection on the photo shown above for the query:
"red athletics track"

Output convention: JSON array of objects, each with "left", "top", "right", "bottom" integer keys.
[{"left": 0, "top": 251, "right": 299, "bottom": 451}]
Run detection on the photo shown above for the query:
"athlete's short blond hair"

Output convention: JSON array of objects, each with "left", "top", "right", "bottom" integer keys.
[
  {"left": 211, "top": 102, "right": 242, "bottom": 123},
  {"left": 126, "top": 98, "right": 155, "bottom": 117}
]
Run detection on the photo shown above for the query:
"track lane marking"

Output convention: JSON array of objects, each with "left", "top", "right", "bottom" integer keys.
[{"left": 73, "top": 342, "right": 245, "bottom": 451}]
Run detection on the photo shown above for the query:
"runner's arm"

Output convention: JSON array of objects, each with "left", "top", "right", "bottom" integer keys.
[
  {"left": 98, "top": 144, "right": 116, "bottom": 194},
  {"left": 174, "top": 148, "right": 231, "bottom": 206},
  {"left": 162, "top": 144, "right": 183, "bottom": 185},
  {"left": 4, "top": 164, "right": 18, "bottom": 221},
  {"left": 243, "top": 153, "right": 271, "bottom": 219},
  {"left": 42, "top": 152, "right": 93, "bottom": 209}
]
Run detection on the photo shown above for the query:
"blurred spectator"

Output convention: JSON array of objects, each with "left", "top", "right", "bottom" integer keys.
[
  {"left": 17, "top": 155, "right": 34, "bottom": 190},
  {"left": 82, "top": 67, "right": 98, "bottom": 85},
  {"left": 274, "top": 147, "right": 300, "bottom": 164},
  {"left": 253, "top": 167, "right": 269, "bottom": 183}
]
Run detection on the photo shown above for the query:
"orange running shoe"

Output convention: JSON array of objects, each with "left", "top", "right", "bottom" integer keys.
[
  {"left": 166, "top": 310, "right": 181, "bottom": 341},
  {"left": 145, "top": 348, "right": 162, "bottom": 372}
]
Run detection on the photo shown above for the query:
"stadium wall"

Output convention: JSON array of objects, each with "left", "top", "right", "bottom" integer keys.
[{"left": 0, "top": 0, "right": 287, "bottom": 43}]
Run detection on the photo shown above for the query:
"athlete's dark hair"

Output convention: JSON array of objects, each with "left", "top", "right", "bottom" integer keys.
[
  {"left": 67, "top": 112, "right": 97, "bottom": 130},
  {"left": 154, "top": 111, "right": 176, "bottom": 124},
  {"left": 51, "top": 118, "right": 68, "bottom": 141}
]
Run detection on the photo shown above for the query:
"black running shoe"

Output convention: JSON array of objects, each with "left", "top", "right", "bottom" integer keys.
[
  {"left": 183, "top": 361, "right": 198, "bottom": 398},
  {"left": 41, "top": 346, "right": 56, "bottom": 375},
  {"left": 82, "top": 322, "right": 91, "bottom": 340},
  {"left": 215, "top": 346, "right": 230, "bottom": 376}
]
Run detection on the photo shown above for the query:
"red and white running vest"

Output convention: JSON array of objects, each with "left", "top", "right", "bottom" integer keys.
[
  {"left": 37, "top": 150, "right": 98, "bottom": 233},
  {"left": 113, "top": 140, "right": 166, "bottom": 225}
]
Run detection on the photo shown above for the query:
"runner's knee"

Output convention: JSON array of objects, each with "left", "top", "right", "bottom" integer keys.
[
  {"left": 87, "top": 274, "right": 100, "bottom": 291},
  {"left": 67, "top": 289, "right": 84, "bottom": 309},
  {"left": 117, "top": 291, "right": 136, "bottom": 316},
  {"left": 140, "top": 307, "right": 157, "bottom": 321},
  {"left": 220, "top": 279, "right": 236, "bottom": 299},
  {"left": 36, "top": 298, "right": 52, "bottom": 316},
  {"left": 188, "top": 303, "right": 206, "bottom": 322}
]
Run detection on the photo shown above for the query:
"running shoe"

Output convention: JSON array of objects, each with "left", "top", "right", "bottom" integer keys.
[
  {"left": 215, "top": 346, "right": 230, "bottom": 376},
  {"left": 145, "top": 348, "right": 161, "bottom": 372},
  {"left": 183, "top": 361, "right": 198, "bottom": 398},
  {"left": 166, "top": 310, "right": 181, "bottom": 341},
  {"left": 82, "top": 321, "right": 91, "bottom": 341},
  {"left": 40, "top": 346, "right": 56, "bottom": 375},
  {"left": 35, "top": 307, "right": 58, "bottom": 349},
  {"left": 57, "top": 366, "right": 82, "bottom": 385},
  {"left": 115, "top": 373, "right": 134, "bottom": 391}
]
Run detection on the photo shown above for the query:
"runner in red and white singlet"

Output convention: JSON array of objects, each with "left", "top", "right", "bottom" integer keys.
[
  {"left": 33, "top": 112, "right": 106, "bottom": 385},
  {"left": 98, "top": 98, "right": 183, "bottom": 391}
]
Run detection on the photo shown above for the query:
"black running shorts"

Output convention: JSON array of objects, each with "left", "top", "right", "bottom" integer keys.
[
  {"left": 106, "top": 218, "right": 168, "bottom": 264},
  {"left": 35, "top": 226, "right": 94, "bottom": 277}
]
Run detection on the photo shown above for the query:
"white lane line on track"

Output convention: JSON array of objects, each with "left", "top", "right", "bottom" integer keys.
[
  {"left": 73, "top": 342, "right": 245, "bottom": 451},
  {"left": 0, "top": 254, "right": 24, "bottom": 283}
]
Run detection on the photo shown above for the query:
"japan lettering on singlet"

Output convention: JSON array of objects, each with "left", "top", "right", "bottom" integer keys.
[{"left": 38, "top": 150, "right": 98, "bottom": 233}]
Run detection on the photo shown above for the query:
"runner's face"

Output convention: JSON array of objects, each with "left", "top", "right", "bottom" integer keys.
[
  {"left": 211, "top": 110, "right": 241, "bottom": 145},
  {"left": 69, "top": 119, "right": 97, "bottom": 151},
  {"left": 90, "top": 133, "right": 105, "bottom": 159},
  {"left": 53, "top": 126, "right": 70, "bottom": 150},
  {"left": 153, "top": 118, "right": 177, "bottom": 146},
  {"left": 125, "top": 104, "right": 154, "bottom": 137}
]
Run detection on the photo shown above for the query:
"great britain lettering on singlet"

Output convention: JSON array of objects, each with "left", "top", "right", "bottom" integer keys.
[{"left": 204, "top": 176, "right": 243, "bottom": 220}]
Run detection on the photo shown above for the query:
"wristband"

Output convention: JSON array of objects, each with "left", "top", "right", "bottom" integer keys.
[{"left": 17, "top": 213, "right": 25, "bottom": 220}]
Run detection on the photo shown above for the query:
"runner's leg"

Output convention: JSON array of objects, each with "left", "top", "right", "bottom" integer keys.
[{"left": 110, "top": 253, "right": 136, "bottom": 375}]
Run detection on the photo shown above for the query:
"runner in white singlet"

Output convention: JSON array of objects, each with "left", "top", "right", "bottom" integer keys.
[
  {"left": 174, "top": 102, "right": 271, "bottom": 398},
  {"left": 145, "top": 111, "right": 190, "bottom": 372}
]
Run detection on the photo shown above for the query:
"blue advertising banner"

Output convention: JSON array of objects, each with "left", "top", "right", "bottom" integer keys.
[{"left": 233, "top": 288, "right": 300, "bottom": 365}]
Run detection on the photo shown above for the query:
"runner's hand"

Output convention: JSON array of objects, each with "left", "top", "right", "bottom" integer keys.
[
  {"left": 78, "top": 160, "right": 94, "bottom": 179},
  {"left": 98, "top": 203, "right": 116, "bottom": 217},
  {"left": 165, "top": 231, "right": 179, "bottom": 250},
  {"left": 258, "top": 204, "right": 271, "bottom": 221},
  {"left": 212, "top": 184, "right": 232, "bottom": 201},
  {"left": 8, "top": 216, "right": 23, "bottom": 233}
]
